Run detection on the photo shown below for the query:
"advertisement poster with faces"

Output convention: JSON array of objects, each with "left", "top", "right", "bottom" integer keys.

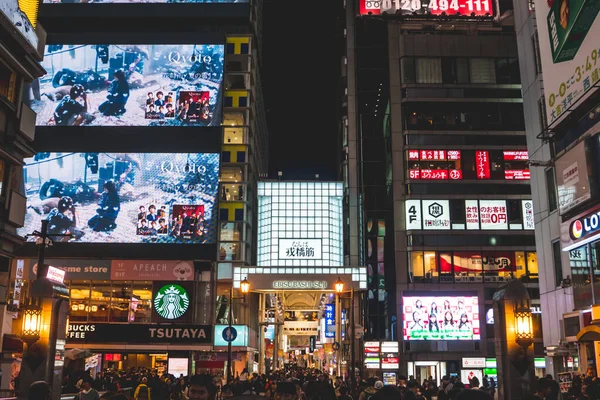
[
  {"left": 28, "top": 44, "right": 223, "bottom": 127},
  {"left": 403, "top": 296, "right": 480, "bottom": 341},
  {"left": 19, "top": 152, "right": 219, "bottom": 244}
]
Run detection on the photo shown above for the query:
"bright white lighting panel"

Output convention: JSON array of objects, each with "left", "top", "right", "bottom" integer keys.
[{"left": 257, "top": 182, "right": 344, "bottom": 267}]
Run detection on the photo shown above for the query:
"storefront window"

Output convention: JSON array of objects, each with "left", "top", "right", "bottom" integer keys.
[
  {"left": 221, "top": 167, "right": 244, "bottom": 183},
  {"left": 224, "top": 127, "right": 246, "bottom": 144},
  {"left": 219, "top": 242, "right": 242, "bottom": 261},
  {"left": 223, "top": 112, "right": 245, "bottom": 126},
  {"left": 220, "top": 184, "right": 244, "bottom": 201},
  {"left": 410, "top": 251, "right": 425, "bottom": 282},
  {"left": 220, "top": 222, "right": 243, "bottom": 241},
  {"left": 514, "top": 252, "right": 527, "bottom": 278},
  {"left": 70, "top": 281, "right": 91, "bottom": 322},
  {"left": 131, "top": 281, "right": 152, "bottom": 323},
  {"left": 90, "top": 281, "right": 111, "bottom": 322},
  {"left": 0, "top": 62, "right": 18, "bottom": 103},
  {"left": 110, "top": 281, "right": 132, "bottom": 323},
  {"left": 527, "top": 252, "right": 539, "bottom": 276}
]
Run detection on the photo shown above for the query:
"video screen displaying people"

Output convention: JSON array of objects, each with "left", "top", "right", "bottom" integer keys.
[
  {"left": 28, "top": 44, "right": 224, "bottom": 127},
  {"left": 44, "top": 0, "right": 247, "bottom": 3},
  {"left": 403, "top": 296, "right": 480, "bottom": 341},
  {"left": 19, "top": 152, "right": 219, "bottom": 244}
]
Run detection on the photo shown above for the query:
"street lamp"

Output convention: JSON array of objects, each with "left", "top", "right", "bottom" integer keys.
[
  {"left": 335, "top": 277, "right": 344, "bottom": 294},
  {"left": 514, "top": 299, "right": 533, "bottom": 348},
  {"left": 334, "top": 278, "right": 344, "bottom": 376},
  {"left": 21, "top": 297, "right": 42, "bottom": 344},
  {"left": 227, "top": 277, "right": 250, "bottom": 383}
]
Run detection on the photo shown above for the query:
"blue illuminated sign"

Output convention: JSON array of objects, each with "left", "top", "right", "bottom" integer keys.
[{"left": 325, "top": 304, "right": 335, "bottom": 338}]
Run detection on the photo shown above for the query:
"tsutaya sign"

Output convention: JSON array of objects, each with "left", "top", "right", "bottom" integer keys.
[{"left": 67, "top": 323, "right": 212, "bottom": 344}]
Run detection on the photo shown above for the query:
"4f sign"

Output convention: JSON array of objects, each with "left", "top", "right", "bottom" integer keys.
[
  {"left": 405, "top": 200, "right": 422, "bottom": 230},
  {"left": 154, "top": 284, "right": 190, "bottom": 320}
]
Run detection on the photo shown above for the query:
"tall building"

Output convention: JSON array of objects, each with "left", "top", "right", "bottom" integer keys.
[
  {"left": 512, "top": 0, "right": 600, "bottom": 378},
  {"left": 343, "top": 0, "right": 546, "bottom": 380},
  {"left": 0, "top": 0, "right": 48, "bottom": 391},
  {"left": 1, "top": 0, "right": 268, "bottom": 389}
]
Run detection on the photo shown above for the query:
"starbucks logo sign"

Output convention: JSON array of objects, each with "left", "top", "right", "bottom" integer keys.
[{"left": 154, "top": 284, "right": 190, "bottom": 320}]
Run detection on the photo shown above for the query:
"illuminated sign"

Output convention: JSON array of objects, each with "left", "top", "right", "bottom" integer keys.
[
  {"left": 257, "top": 182, "right": 343, "bottom": 267},
  {"left": 505, "top": 169, "right": 531, "bottom": 180},
  {"left": 476, "top": 151, "right": 491, "bottom": 179},
  {"left": 46, "top": 266, "right": 65, "bottom": 283},
  {"left": 359, "top": 0, "right": 492, "bottom": 16},
  {"left": 67, "top": 323, "right": 211, "bottom": 343},
  {"left": 569, "top": 209, "right": 600, "bottom": 241},
  {"left": 272, "top": 281, "right": 328, "bottom": 290},
  {"left": 407, "top": 199, "right": 534, "bottom": 230},
  {"left": 19, "top": 153, "right": 219, "bottom": 244},
  {"left": 278, "top": 239, "right": 322, "bottom": 260},
  {"left": 479, "top": 200, "right": 508, "bottom": 230},
  {"left": 214, "top": 325, "right": 248, "bottom": 347},
  {"left": 153, "top": 284, "right": 190, "bottom": 320},
  {"left": 325, "top": 304, "right": 335, "bottom": 338},
  {"left": 503, "top": 151, "right": 529, "bottom": 161},
  {"left": 462, "top": 357, "right": 486, "bottom": 368},
  {"left": 407, "top": 150, "right": 462, "bottom": 180}
]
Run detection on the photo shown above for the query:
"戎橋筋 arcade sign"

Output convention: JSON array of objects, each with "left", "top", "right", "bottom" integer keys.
[{"left": 67, "top": 324, "right": 212, "bottom": 344}]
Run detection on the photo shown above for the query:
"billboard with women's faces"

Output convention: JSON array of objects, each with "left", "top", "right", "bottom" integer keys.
[{"left": 403, "top": 295, "right": 480, "bottom": 340}]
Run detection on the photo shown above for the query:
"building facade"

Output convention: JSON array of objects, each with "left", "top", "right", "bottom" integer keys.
[
  {"left": 343, "top": 0, "right": 546, "bottom": 381},
  {"left": 512, "top": 0, "right": 600, "bottom": 378},
  {"left": 1, "top": 0, "right": 269, "bottom": 388}
]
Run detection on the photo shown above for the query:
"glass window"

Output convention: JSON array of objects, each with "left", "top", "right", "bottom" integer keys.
[
  {"left": 220, "top": 222, "right": 244, "bottom": 241},
  {"left": 532, "top": 32, "right": 543, "bottom": 76},
  {"left": 440, "top": 253, "right": 453, "bottom": 275},
  {"left": 508, "top": 199, "right": 523, "bottom": 227},
  {"left": 527, "top": 252, "right": 539, "bottom": 276},
  {"left": 224, "top": 97, "right": 233, "bottom": 107},
  {"left": 221, "top": 167, "right": 244, "bottom": 183},
  {"left": 470, "top": 59, "right": 497, "bottom": 83},
  {"left": 552, "top": 241, "right": 563, "bottom": 287},
  {"left": 416, "top": 58, "right": 442, "bottom": 84},
  {"left": 240, "top": 43, "right": 250, "bottom": 54},
  {"left": 239, "top": 97, "right": 248, "bottom": 107},
  {"left": 109, "top": 281, "right": 132, "bottom": 323},
  {"left": 450, "top": 199, "right": 466, "bottom": 228},
  {"left": 489, "top": 150, "right": 504, "bottom": 180},
  {"left": 0, "top": 62, "right": 17, "bottom": 103},
  {"left": 456, "top": 58, "right": 470, "bottom": 84},
  {"left": 131, "top": 281, "right": 152, "bottom": 323},
  {"left": 409, "top": 251, "right": 425, "bottom": 282},
  {"left": 401, "top": 57, "right": 416, "bottom": 83},
  {"left": 223, "top": 112, "right": 245, "bottom": 126},
  {"left": 226, "top": 43, "right": 235, "bottom": 54},
  {"left": 442, "top": 58, "right": 456, "bottom": 84},
  {"left": 89, "top": 281, "right": 111, "bottom": 322},
  {"left": 219, "top": 242, "right": 242, "bottom": 261},
  {"left": 424, "top": 251, "right": 438, "bottom": 280},
  {"left": 70, "top": 281, "right": 91, "bottom": 322},
  {"left": 546, "top": 168, "right": 558, "bottom": 212},
  {"left": 221, "top": 183, "right": 245, "bottom": 201},
  {"left": 514, "top": 252, "right": 527, "bottom": 278},
  {"left": 224, "top": 127, "right": 245, "bottom": 144}
]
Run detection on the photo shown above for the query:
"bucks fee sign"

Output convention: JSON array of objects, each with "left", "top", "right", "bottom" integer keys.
[{"left": 67, "top": 323, "right": 212, "bottom": 344}]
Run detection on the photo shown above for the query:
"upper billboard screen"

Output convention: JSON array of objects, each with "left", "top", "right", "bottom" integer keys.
[
  {"left": 403, "top": 295, "right": 480, "bottom": 341},
  {"left": 534, "top": 0, "right": 600, "bottom": 126},
  {"left": 359, "top": 0, "right": 492, "bottom": 16},
  {"left": 18, "top": 152, "right": 219, "bottom": 244},
  {"left": 29, "top": 44, "right": 223, "bottom": 127},
  {"left": 44, "top": 0, "right": 246, "bottom": 2}
]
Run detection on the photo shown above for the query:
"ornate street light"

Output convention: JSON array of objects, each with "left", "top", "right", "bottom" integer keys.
[
  {"left": 514, "top": 299, "right": 533, "bottom": 348},
  {"left": 240, "top": 277, "right": 250, "bottom": 294},
  {"left": 21, "top": 297, "right": 42, "bottom": 344},
  {"left": 335, "top": 277, "right": 345, "bottom": 294}
]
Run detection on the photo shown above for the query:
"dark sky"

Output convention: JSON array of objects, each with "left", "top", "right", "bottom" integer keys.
[{"left": 262, "top": 1, "right": 341, "bottom": 181}]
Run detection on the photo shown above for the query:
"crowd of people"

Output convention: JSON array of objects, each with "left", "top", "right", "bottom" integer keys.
[{"left": 22, "top": 367, "right": 600, "bottom": 400}]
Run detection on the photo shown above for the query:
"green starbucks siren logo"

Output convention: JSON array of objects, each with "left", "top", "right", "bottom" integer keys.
[{"left": 154, "top": 284, "right": 190, "bottom": 319}]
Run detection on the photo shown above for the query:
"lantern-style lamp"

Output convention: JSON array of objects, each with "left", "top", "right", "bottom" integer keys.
[
  {"left": 334, "top": 277, "right": 345, "bottom": 294},
  {"left": 240, "top": 277, "right": 250, "bottom": 294},
  {"left": 21, "top": 298, "right": 42, "bottom": 344},
  {"left": 514, "top": 299, "right": 533, "bottom": 348}
]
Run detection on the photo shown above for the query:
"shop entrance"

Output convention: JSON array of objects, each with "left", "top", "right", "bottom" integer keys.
[{"left": 408, "top": 361, "right": 446, "bottom": 385}]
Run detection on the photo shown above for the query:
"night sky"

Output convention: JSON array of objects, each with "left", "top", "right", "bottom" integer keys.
[{"left": 262, "top": 1, "right": 342, "bottom": 181}]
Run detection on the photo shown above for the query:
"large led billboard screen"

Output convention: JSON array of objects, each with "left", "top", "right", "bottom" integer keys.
[
  {"left": 359, "top": 0, "right": 493, "bottom": 16},
  {"left": 29, "top": 44, "right": 223, "bottom": 127},
  {"left": 403, "top": 295, "right": 480, "bottom": 340},
  {"left": 534, "top": 0, "right": 600, "bottom": 126},
  {"left": 44, "top": 0, "right": 246, "bottom": 3},
  {"left": 19, "top": 152, "right": 219, "bottom": 244}
]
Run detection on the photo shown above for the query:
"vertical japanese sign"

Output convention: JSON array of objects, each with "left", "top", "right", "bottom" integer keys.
[
  {"left": 465, "top": 200, "right": 480, "bottom": 230},
  {"left": 476, "top": 151, "right": 491, "bottom": 179},
  {"left": 522, "top": 200, "right": 535, "bottom": 230},
  {"left": 325, "top": 304, "right": 335, "bottom": 338}
]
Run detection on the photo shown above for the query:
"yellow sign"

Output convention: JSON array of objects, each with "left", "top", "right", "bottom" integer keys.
[{"left": 18, "top": 0, "right": 39, "bottom": 27}]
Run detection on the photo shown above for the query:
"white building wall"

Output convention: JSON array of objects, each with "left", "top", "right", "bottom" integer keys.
[{"left": 512, "top": 0, "right": 574, "bottom": 376}]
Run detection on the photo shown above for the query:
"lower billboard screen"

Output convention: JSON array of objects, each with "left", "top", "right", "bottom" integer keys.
[
  {"left": 30, "top": 44, "right": 224, "bottom": 127},
  {"left": 403, "top": 296, "right": 480, "bottom": 341},
  {"left": 19, "top": 152, "right": 219, "bottom": 244}
]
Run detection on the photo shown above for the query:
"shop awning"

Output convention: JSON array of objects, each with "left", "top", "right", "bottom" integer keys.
[{"left": 577, "top": 325, "right": 600, "bottom": 341}]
